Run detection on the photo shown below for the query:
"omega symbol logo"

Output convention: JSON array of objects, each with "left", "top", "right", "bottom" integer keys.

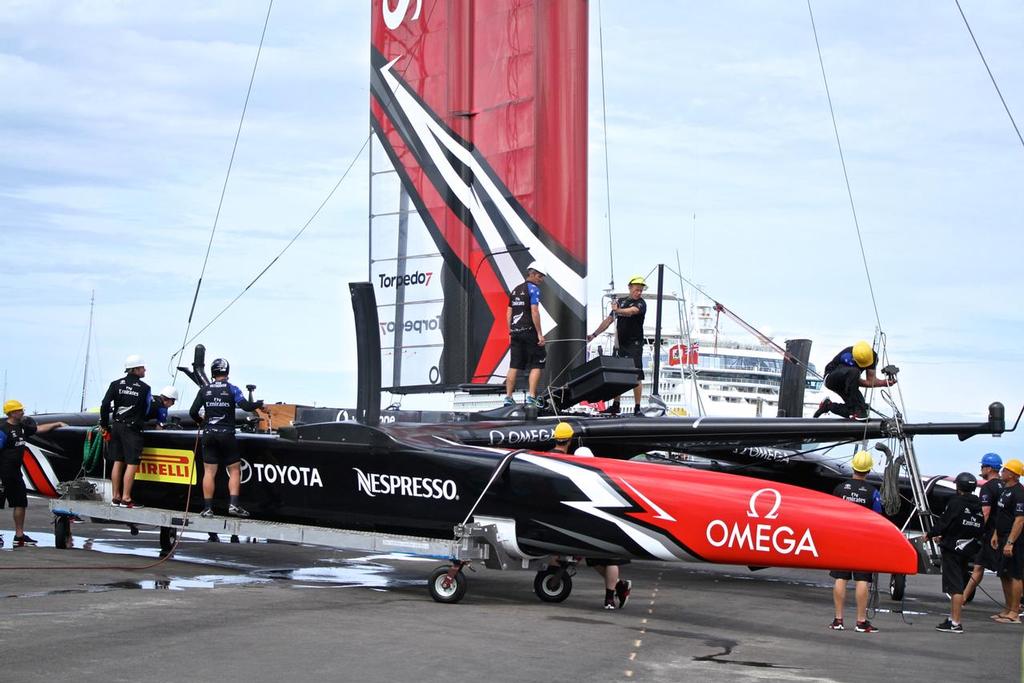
[{"left": 746, "top": 488, "right": 782, "bottom": 520}]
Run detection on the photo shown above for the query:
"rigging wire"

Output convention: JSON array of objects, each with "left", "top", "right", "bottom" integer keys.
[
  {"left": 172, "top": 0, "right": 275, "bottom": 381},
  {"left": 168, "top": 133, "right": 373, "bottom": 362},
  {"left": 597, "top": 0, "right": 616, "bottom": 291},
  {"left": 955, "top": 0, "right": 1024, "bottom": 152}
]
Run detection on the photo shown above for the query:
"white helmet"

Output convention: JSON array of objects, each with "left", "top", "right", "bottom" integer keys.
[
  {"left": 573, "top": 446, "right": 595, "bottom": 457},
  {"left": 124, "top": 354, "right": 145, "bottom": 371},
  {"left": 158, "top": 386, "right": 179, "bottom": 401},
  {"left": 526, "top": 260, "right": 546, "bottom": 276}
]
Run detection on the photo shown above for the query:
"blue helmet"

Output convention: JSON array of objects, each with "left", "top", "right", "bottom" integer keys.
[{"left": 981, "top": 452, "right": 1002, "bottom": 469}]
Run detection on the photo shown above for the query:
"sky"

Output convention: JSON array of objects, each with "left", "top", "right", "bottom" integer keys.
[{"left": 2, "top": 1, "right": 1021, "bottom": 474}]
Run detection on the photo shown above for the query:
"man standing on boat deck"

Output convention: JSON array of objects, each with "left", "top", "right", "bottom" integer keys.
[
  {"left": 587, "top": 275, "right": 648, "bottom": 415},
  {"left": 1, "top": 400, "right": 66, "bottom": 547},
  {"left": 100, "top": 355, "right": 152, "bottom": 508},
  {"left": 990, "top": 458, "right": 1024, "bottom": 624},
  {"left": 190, "top": 358, "right": 263, "bottom": 518},
  {"left": 814, "top": 341, "right": 894, "bottom": 419},
  {"left": 828, "top": 450, "right": 883, "bottom": 633},
  {"left": 504, "top": 261, "right": 546, "bottom": 408},
  {"left": 962, "top": 452, "right": 1004, "bottom": 604}
]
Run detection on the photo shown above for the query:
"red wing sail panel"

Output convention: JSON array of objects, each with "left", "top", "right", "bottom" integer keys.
[{"left": 370, "top": 0, "right": 588, "bottom": 390}]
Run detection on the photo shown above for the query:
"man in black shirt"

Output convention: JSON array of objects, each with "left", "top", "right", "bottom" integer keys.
[
  {"left": 828, "top": 450, "right": 883, "bottom": 633},
  {"left": 99, "top": 354, "right": 152, "bottom": 508},
  {"left": 504, "top": 262, "right": 546, "bottom": 408},
  {"left": 814, "top": 341, "right": 894, "bottom": 419},
  {"left": 1, "top": 400, "right": 66, "bottom": 546},
  {"left": 963, "top": 452, "right": 1004, "bottom": 604},
  {"left": 926, "top": 472, "right": 983, "bottom": 633},
  {"left": 991, "top": 458, "right": 1024, "bottom": 623},
  {"left": 189, "top": 358, "right": 263, "bottom": 518},
  {"left": 587, "top": 276, "right": 647, "bottom": 415}
]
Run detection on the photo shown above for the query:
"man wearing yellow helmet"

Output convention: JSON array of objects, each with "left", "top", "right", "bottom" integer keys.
[
  {"left": 991, "top": 458, "right": 1024, "bottom": 623},
  {"left": 1, "top": 400, "right": 66, "bottom": 547},
  {"left": 586, "top": 275, "right": 647, "bottom": 415},
  {"left": 828, "top": 450, "right": 883, "bottom": 633},
  {"left": 814, "top": 341, "right": 894, "bottom": 419}
]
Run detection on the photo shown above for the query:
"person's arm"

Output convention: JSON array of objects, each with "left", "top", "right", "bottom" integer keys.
[
  {"left": 34, "top": 421, "right": 67, "bottom": 434},
  {"left": 232, "top": 384, "right": 263, "bottom": 413},
  {"left": 189, "top": 391, "right": 205, "bottom": 424},
  {"left": 587, "top": 314, "right": 614, "bottom": 341},
  {"left": 1004, "top": 515, "right": 1024, "bottom": 556},
  {"left": 99, "top": 381, "right": 115, "bottom": 429},
  {"left": 861, "top": 368, "right": 894, "bottom": 389},
  {"left": 927, "top": 499, "right": 957, "bottom": 540},
  {"left": 871, "top": 489, "right": 883, "bottom": 514},
  {"left": 530, "top": 304, "right": 544, "bottom": 346},
  {"left": 506, "top": 306, "right": 512, "bottom": 330}
]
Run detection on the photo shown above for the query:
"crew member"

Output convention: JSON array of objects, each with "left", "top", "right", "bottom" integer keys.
[
  {"left": 189, "top": 358, "right": 263, "bottom": 518},
  {"left": 814, "top": 341, "right": 894, "bottom": 419},
  {"left": 963, "top": 452, "right": 1004, "bottom": 604},
  {"left": 587, "top": 275, "right": 648, "bottom": 415},
  {"left": 990, "top": 458, "right": 1024, "bottom": 624},
  {"left": 148, "top": 386, "right": 178, "bottom": 429},
  {"left": 1, "top": 400, "right": 66, "bottom": 546},
  {"left": 504, "top": 261, "right": 546, "bottom": 408},
  {"left": 829, "top": 450, "right": 883, "bottom": 633},
  {"left": 926, "top": 472, "right": 983, "bottom": 633},
  {"left": 547, "top": 421, "right": 631, "bottom": 610},
  {"left": 99, "top": 354, "right": 152, "bottom": 508}
]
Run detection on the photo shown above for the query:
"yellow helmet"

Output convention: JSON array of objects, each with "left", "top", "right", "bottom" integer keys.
[
  {"left": 627, "top": 275, "right": 647, "bottom": 289},
  {"left": 851, "top": 450, "right": 874, "bottom": 473},
  {"left": 852, "top": 341, "right": 874, "bottom": 369},
  {"left": 553, "top": 422, "right": 574, "bottom": 441},
  {"left": 1003, "top": 459, "right": 1024, "bottom": 476},
  {"left": 3, "top": 399, "right": 24, "bottom": 415}
]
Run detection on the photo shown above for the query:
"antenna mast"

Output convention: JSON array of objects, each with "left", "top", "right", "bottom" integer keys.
[{"left": 80, "top": 289, "right": 95, "bottom": 412}]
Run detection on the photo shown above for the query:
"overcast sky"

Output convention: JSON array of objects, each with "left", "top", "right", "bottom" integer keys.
[{"left": 2, "top": 1, "right": 1021, "bottom": 473}]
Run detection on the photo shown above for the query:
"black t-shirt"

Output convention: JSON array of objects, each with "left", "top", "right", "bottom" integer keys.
[
  {"left": 930, "top": 494, "right": 983, "bottom": 551},
  {"left": 508, "top": 281, "right": 541, "bottom": 336},
  {"left": 832, "top": 478, "right": 879, "bottom": 510},
  {"left": 994, "top": 483, "right": 1024, "bottom": 536},
  {"left": 100, "top": 374, "right": 152, "bottom": 430},
  {"left": 615, "top": 296, "right": 646, "bottom": 348},
  {"left": 979, "top": 477, "right": 1004, "bottom": 531},
  {"left": 824, "top": 346, "right": 877, "bottom": 376},
  {"left": 189, "top": 380, "right": 257, "bottom": 434},
  {"left": 0, "top": 419, "right": 37, "bottom": 473}
]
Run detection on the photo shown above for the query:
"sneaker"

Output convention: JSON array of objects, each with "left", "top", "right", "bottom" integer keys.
[
  {"left": 813, "top": 399, "right": 832, "bottom": 418},
  {"left": 936, "top": 619, "right": 963, "bottom": 633},
  {"left": 525, "top": 395, "right": 542, "bottom": 407},
  {"left": 200, "top": 508, "right": 215, "bottom": 518},
  {"left": 111, "top": 498, "right": 123, "bottom": 507},
  {"left": 228, "top": 504, "right": 250, "bottom": 518},
  {"left": 615, "top": 579, "right": 632, "bottom": 608},
  {"left": 603, "top": 598, "right": 616, "bottom": 610},
  {"left": 855, "top": 620, "right": 878, "bottom": 633},
  {"left": 632, "top": 406, "right": 642, "bottom": 416},
  {"left": 121, "top": 500, "right": 143, "bottom": 509},
  {"left": 828, "top": 618, "right": 845, "bottom": 631},
  {"left": 502, "top": 396, "right": 516, "bottom": 407},
  {"left": 602, "top": 402, "right": 621, "bottom": 415},
  {"left": 13, "top": 534, "right": 38, "bottom": 547}
]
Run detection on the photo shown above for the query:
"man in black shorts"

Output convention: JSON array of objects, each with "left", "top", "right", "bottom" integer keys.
[
  {"left": 991, "top": 458, "right": 1024, "bottom": 623},
  {"left": 504, "top": 261, "right": 546, "bottom": 408},
  {"left": 587, "top": 275, "right": 647, "bottom": 415},
  {"left": 829, "top": 450, "right": 883, "bottom": 633},
  {"left": 1, "top": 400, "right": 66, "bottom": 546},
  {"left": 189, "top": 358, "right": 263, "bottom": 518},
  {"left": 963, "top": 452, "right": 1004, "bottom": 604},
  {"left": 99, "top": 354, "right": 152, "bottom": 508},
  {"left": 926, "top": 472, "right": 983, "bottom": 633}
]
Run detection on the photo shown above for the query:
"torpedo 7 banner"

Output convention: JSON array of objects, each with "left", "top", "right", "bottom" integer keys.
[{"left": 370, "top": 0, "right": 588, "bottom": 391}]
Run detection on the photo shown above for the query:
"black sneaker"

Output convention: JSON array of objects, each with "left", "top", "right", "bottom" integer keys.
[
  {"left": 200, "top": 508, "right": 215, "bottom": 518},
  {"left": 602, "top": 402, "right": 621, "bottom": 415},
  {"left": 855, "top": 620, "right": 878, "bottom": 633},
  {"left": 121, "top": 500, "right": 143, "bottom": 509},
  {"left": 111, "top": 498, "right": 123, "bottom": 507},
  {"left": 13, "top": 534, "right": 38, "bottom": 547},
  {"left": 828, "top": 618, "right": 845, "bottom": 630},
  {"left": 228, "top": 504, "right": 250, "bottom": 518},
  {"left": 936, "top": 619, "right": 963, "bottom": 633},
  {"left": 603, "top": 598, "right": 616, "bottom": 610},
  {"left": 632, "top": 406, "right": 642, "bottom": 416},
  {"left": 615, "top": 579, "right": 632, "bottom": 608},
  {"left": 813, "top": 399, "right": 832, "bottom": 418}
]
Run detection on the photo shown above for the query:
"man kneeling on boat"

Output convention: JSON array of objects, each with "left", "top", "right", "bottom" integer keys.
[{"left": 814, "top": 341, "right": 894, "bottom": 419}]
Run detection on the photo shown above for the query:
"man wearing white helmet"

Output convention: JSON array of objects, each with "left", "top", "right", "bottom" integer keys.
[
  {"left": 99, "top": 354, "right": 152, "bottom": 508},
  {"left": 147, "top": 386, "right": 179, "bottom": 429},
  {"left": 504, "top": 261, "right": 547, "bottom": 407}
]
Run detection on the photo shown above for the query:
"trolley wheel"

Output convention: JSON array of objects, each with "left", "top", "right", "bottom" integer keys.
[
  {"left": 54, "top": 515, "right": 71, "bottom": 549},
  {"left": 428, "top": 565, "right": 468, "bottom": 604},
  {"left": 534, "top": 567, "right": 573, "bottom": 603},
  {"left": 889, "top": 574, "right": 906, "bottom": 601},
  {"left": 129, "top": 524, "right": 140, "bottom": 536},
  {"left": 159, "top": 526, "right": 177, "bottom": 558}
]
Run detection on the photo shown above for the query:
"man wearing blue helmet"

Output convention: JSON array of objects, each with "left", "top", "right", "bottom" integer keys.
[{"left": 963, "top": 453, "right": 1005, "bottom": 604}]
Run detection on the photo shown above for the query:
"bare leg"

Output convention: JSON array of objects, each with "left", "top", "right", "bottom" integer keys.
[
  {"left": 227, "top": 462, "right": 242, "bottom": 497},
  {"left": 832, "top": 578, "right": 847, "bottom": 620},
  {"left": 203, "top": 463, "right": 219, "bottom": 500},
  {"left": 111, "top": 461, "right": 124, "bottom": 500},
  {"left": 962, "top": 566, "right": 983, "bottom": 602},
  {"left": 122, "top": 464, "right": 138, "bottom": 501},
  {"left": 604, "top": 564, "right": 620, "bottom": 590},
  {"left": 854, "top": 580, "right": 869, "bottom": 623},
  {"left": 951, "top": 594, "right": 964, "bottom": 623},
  {"left": 528, "top": 368, "right": 541, "bottom": 398},
  {"left": 633, "top": 383, "right": 642, "bottom": 405},
  {"left": 1012, "top": 579, "right": 1023, "bottom": 618},
  {"left": 14, "top": 506, "right": 26, "bottom": 536},
  {"left": 505, "top": 368, "right": 518, "bottom": 399}
]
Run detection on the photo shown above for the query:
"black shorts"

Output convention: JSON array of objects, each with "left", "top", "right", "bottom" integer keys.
[
  {"left": 509, "top": 332, "right": 546, "bottom": 371},
  {"left": 202, "top": 432, "right": 241, "bottom": 466},
  {"left": 616, "top": 344, "right": 644, "bottom": 381},
  {"left": 996, "top": 537, "right": 1024, "bottom": 580},
  {"left": 975, "top": 536, "right": 1001, "bottom": 571},
  {"left": 941, "top": 550, "right": 971, "bottom": 595},
  {"left": 585, "top": 558, "right": 631, "bottom": 567},
  {"left": 829, "top": 570, "right": 873, "bottom": 583},
  {"left": 107, "top": 423, "right": 144, "bottom": 465},
  {"left": 0, "top": 468, "right": 27, "bottom": 508}
]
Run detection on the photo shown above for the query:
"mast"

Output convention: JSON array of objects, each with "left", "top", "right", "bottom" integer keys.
[{"left": 80, "top": 289, "right": 95, "bottom": 412}]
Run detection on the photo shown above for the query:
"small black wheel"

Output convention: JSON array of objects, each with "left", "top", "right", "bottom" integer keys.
[
  {"left": 54, "top": 515, "right": 71, "bottom": 549},
  {"left": 889, "top": 574, "right": 906, "bottom": 601},
  {"left": 428, "top": 565, "right": 468, "bottom": 604},
  {"left": 534, "top": 567, "right": 573, "bottom": 603},
  {"left": 159, "top": 526, "right": 177, "bottom": 557},
  {"left": 129, "top": 525, "right": 140, "bottom": 537}
]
